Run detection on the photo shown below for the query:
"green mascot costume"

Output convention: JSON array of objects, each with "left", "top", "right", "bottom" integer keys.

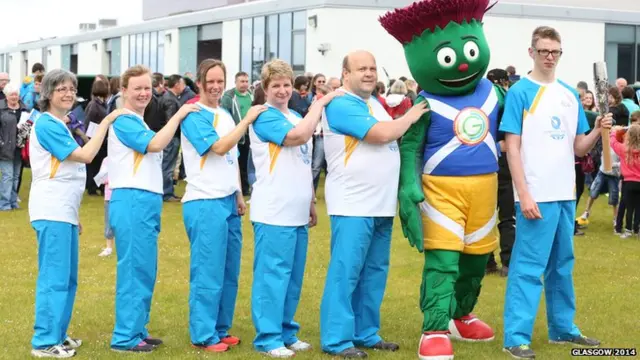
[{"left": 380, "top": 0, "right": 505, "bottom": 359}]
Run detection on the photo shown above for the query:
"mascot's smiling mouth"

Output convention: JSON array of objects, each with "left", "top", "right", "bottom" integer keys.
[{"left": 438, "top": 71, "right": 481, "bottom": 88}]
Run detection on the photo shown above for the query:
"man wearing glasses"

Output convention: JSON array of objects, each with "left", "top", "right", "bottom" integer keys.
[{"left": 499, "top": 26, "right": 612, "bottom": 359}]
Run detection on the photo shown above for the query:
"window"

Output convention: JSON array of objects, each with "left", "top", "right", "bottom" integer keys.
[
  {"left": 292, "top": 11, "right": 306, "bottom": 74},
  {"left": 240, "top": 11, "right": 306, "bottom": 81},
  {"left": 149, "top": 32, "right": 158, "bottom": 72},
  {"left": 618, "top": 44, "right": 634, "bottom": 84},
  {"left": 278, "top": 13, "right": 292, "bottom": 64},
  {"left": 252, "top": 17, "right": 266, "bottom": 82},
  {"left": 0, "top": 54, "right": 4, "bottom": 72},
  {"left": 142, "top": 32, "right": 150, "bottom": 67},
  {"left": 157, "top": 31, "right": 165, "bottom": 74},
  {"left": 293, "top": 11, "right": 306, "bottom": 31},
  {"left": 129, "top": 35, "right": 136, "bottom": 66},
  {"left": 637, "top": 44, "right": 640, "bottom": 82},
  {"left": 292, "top": 32, "right": 306, "bottom": 74},
  {"left": 267, "top": 15, "right": 278, "bottom": 61},
  {"left": 136, "top": 34, "right": 143, "bottom": 67},
  {"left": 241, "top": 18, "right": 253, "bottom": 76}
]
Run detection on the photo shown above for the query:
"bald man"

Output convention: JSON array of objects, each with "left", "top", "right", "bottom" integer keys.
[
  {"left": 319, "top": 50, "right": 427, "bottom": 358},
  {"left": 0, "top": 73, "right": 9, "bottom": 101},
  {"left": 327, "top": 77, "right": 341, "bottom": 91},
  {"left": 616, "top": 78, "right": 627, "bottom": 92}
]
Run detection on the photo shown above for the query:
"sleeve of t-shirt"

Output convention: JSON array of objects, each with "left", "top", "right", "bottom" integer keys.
[
  {"left": 35, "top": 117, "right": 79, "bottom": 162},
  {"left": 325, "top": 96, "right": 378, "bottom": 140},
  {"left": 112, "top": 114, "right": 156, "bottom": 154},
  {"left": 498, "top": 88, "right": 525, "bottom": 135},
  {"left": 252, "top": 109, "right": 294, "bottom": 146},
  {"left": 181, "top": 111, "right": 218, "bottom": 156},
  {"left": 576, "top": 100, "right": 590, "bottom": 135}
]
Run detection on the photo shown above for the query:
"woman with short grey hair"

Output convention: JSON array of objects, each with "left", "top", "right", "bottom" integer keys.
[
  {"left": 0, "top": 82, "right": 27, "bottom": 211},
  {"left": 28, "top": 69, "right": 124, "bottom": 358}
]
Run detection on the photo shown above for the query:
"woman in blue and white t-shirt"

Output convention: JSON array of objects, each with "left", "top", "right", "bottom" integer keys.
[
  {"left": 28, "top": 69, "right": 123, "bottom": 359},
  {"left": 107, "top": 65, "right": 199, "bottom": 353}
]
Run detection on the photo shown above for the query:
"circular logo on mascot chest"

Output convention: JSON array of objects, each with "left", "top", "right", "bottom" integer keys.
[{"left": 453, "top": 107, "right": 489, "bottom": 145}]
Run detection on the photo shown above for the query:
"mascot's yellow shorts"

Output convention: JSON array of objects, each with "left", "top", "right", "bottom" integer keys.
[{"left": 420, "top": 173, "right": 498, "bottom": 255}]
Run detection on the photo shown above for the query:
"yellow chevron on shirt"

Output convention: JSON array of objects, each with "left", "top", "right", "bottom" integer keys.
[
  {"left": 523, "top": 86, "right": 546, "bottom": 121},
  {"left": 49, "top": 156, "right": 61, "bottom": 179},
  {"left": 269, "top": 142, "right": 282, "bottom": 174},
  {"left": 344, "top": 101, "right": 374, "bottom": 166},
  {"left": 199, "top": 113, "right": 220, "bottom": 170},
  {"left": 133, "top": 151, "right": 144, "bottom": 175}
]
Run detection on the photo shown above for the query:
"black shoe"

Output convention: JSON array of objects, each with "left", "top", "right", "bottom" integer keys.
[
  {"left": 144, "top": 337, "right": 163, "bottom": 347},
  {"left": 369, "top": 341, "right": 399, "bottom": 352},
  {"left": 503, "top": 344, "right": 536, "bottom": 359},
  {"left": 111, "top": 342, "right": 155, "bottom": 353},
  {"left": 550, "top": 335, "right": 600, "bottom": 347},
  {"left": 328, "top": 347, "right": 368, "bottom": 358}
]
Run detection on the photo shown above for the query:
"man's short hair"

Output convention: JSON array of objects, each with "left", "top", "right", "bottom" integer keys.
[
  {"left": 622, "top": 86, "right": 636, "bottom": 100},
  {"left": 531, "top": 26, "right": 561, "bottom": 48},
  {"left": 577, "top": 81, "right": 589, "bottom": 91},
  {"left": 506, "top": 66, "right": 516, "bottom": 75},
  {"left": 235, "top": 72, "right": 249, "bottom": 80},
  {"left": 152, "top": 73, "right": 164, "bottom": 88},
  {"left": 32, "top": 62, "right": 45, "bottom": 74},
  {"left": 487, "top": 68, "right": 509, "bottom": 84},
  {"left": 91, "top": 78, "right": 110, "bottom": 98},
  {"left": 167, "top": 74, "right": 182, "bottom": 89}
]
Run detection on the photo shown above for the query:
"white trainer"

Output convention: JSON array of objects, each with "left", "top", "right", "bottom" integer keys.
[
  {"left": 263, "top": 347, "right": 295, "bottom": 358},
  {"left": 287, "top": 340, "right": 312, "bottom": 352},
  {"left": 98, "top": 248, "right": 113, "bottom": 257},
  {"left": 31, "top": 345, "right": 75, "bottom": 358}
]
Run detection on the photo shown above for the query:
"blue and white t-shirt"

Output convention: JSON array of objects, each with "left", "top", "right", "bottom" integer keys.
[
  {"left": 500, "top": 76, "right": 590, "bottom": 203},
  {"left": 28, "top": 112, "right": 85, "bottom": 224},
  {"left": 180, "top": 103, "right": 240, "bottom": 203},
  {"left": 108, "top": 109, "right": 163, "bottom": 194},
  {"left": 322, "top": 90, "right": 400, "bottom": 217},
  {"left": 249, "top": 105, "right": 313, "bottom": 226}
]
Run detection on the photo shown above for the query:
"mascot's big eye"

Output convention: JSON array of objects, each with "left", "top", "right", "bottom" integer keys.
[
  {"left": 464, "top": 41, "right": 480, "bottom": 61},
  {"left": 436, "top": 47, "right": 457, "bottom": 68}
]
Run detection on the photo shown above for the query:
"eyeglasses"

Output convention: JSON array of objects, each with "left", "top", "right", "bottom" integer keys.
[
  {"left": 535, "top": 48, "right": 563, "bottom": 58},
  {"left": 54, "top": 87, "right": 77, "bottom": 94}
]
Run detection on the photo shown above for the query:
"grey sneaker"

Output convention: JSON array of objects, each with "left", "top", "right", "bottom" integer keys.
[
  {"left": 550, "top": 335, "right": 600, "bottom": 347},
  {"left": 503, "top": 344, "right": 535, "bottom": 359},
  {"left": 62, "top": 337, "right": 82, "bottom": 349}
]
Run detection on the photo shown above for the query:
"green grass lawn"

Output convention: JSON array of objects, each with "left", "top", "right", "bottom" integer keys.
[{"left": 1, "top": 170, "right": 639, "bottom": 360}]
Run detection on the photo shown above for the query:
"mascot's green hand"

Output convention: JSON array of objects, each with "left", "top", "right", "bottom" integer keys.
[{"left": 398, "top": 113, "right": 428, "bottom": 252}]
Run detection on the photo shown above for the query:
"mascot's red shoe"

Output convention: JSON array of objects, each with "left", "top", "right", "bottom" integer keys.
[
  {"left": 419, "top": 331, "right": 454, "bottom": 360},
  {"left": 448, "top": 314, "right": 494, "bottom": 342}
]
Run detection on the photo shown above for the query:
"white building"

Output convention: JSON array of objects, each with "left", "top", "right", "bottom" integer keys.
[{"left": 0, "top": 0, "right": 639, "bottom": 89}]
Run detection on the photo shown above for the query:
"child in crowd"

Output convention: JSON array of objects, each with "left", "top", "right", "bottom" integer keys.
[
  {"left": 611, "top": 115, "right": 640, "bottom": 238},
  {"left": 95, "top": 157, "right": 114, "bottom": 256},
  {"left": 614, "top": 111, "right": 640, "bottom": 237}
]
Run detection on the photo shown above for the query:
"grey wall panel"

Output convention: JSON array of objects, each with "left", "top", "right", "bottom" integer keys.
[{"left": 143, "top": 0, "right": 259, "bottom": 20}]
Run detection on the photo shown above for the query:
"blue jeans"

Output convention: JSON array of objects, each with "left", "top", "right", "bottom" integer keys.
[
  {"left": 162, "top": 137, "right": 180, "bottom": 200},
  {"left": 312, "top": 135, "right": 327, "bottom": 191},
  {"left": 0, "top": 154, "right": 22, "bottom": 210},
  {"left": 589, "top": 171, "right": 619, "bottom": 205}
]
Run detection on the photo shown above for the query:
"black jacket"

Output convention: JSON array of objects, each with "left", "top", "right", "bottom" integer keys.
[
  {"left": 0, "top": 101, "right": 27, "bottom": 161},
  {"left": 160, "top": 90, "right": 181, "bottom": 137}
]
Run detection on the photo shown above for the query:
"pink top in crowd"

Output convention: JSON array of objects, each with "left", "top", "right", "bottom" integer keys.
[{"left": 610, "top": 130, "right": 640, "bottom": 182}]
